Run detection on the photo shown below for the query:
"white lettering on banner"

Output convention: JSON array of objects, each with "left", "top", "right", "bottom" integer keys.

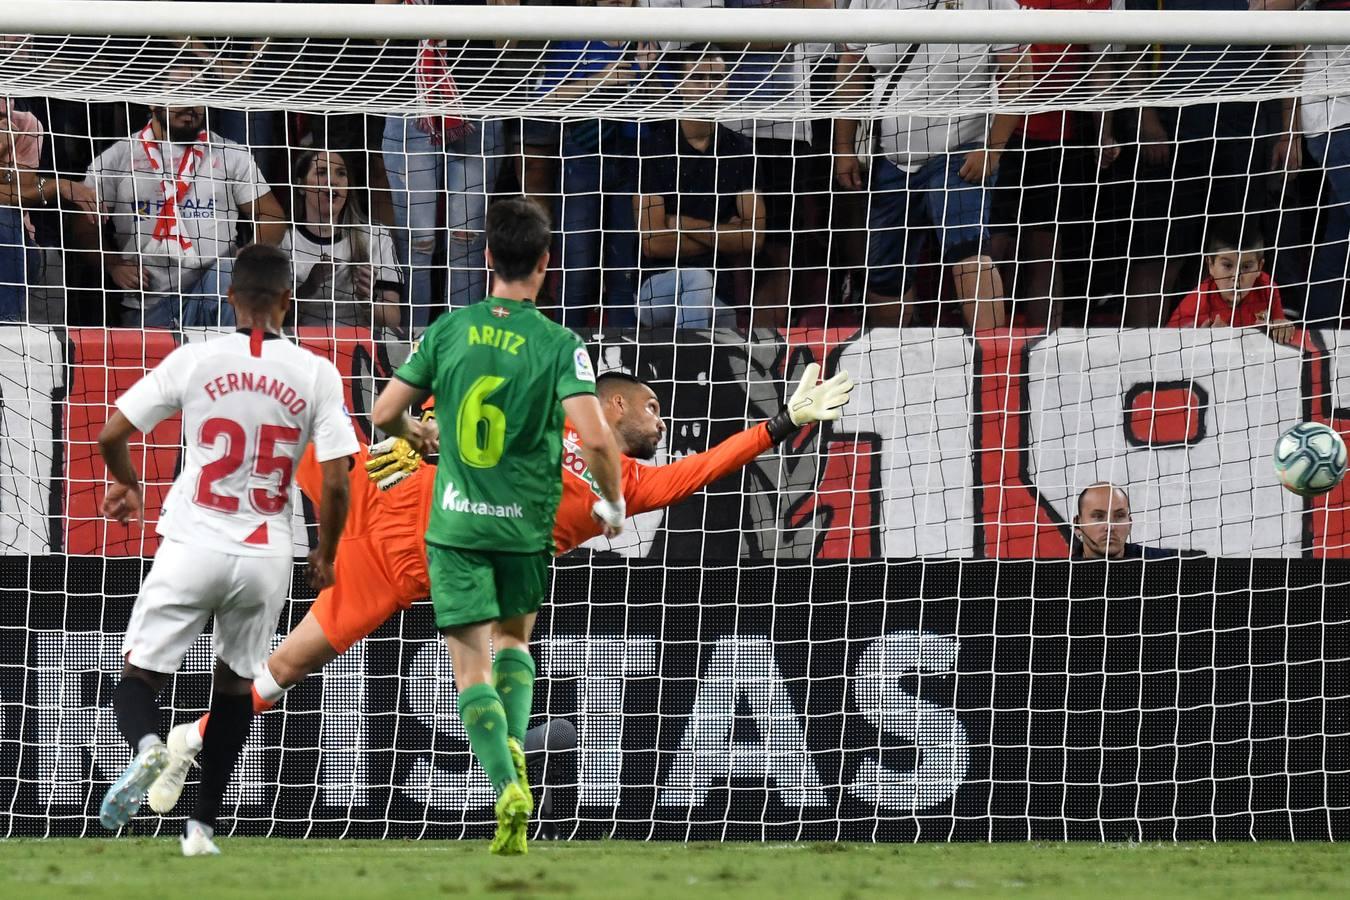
[
  {"left": 397, "top": 642, "right": 496, "bottom": 810},
  {"left": 538, "top": 636, "right": 658, "bottom": 806},
  {"left": 1025, "top": 330, "right": 1310, "bottom": 556},
  {"left": 833, "top": 329, "right": 975, "bottom": 558},
  {"left": 32, "top": 632, "right": 269, "bottom": 807},
  {"left": 33, "top": 633, "right": 130, "bottom": 806},
  {"left": 658, "top": 637, "right": 827, "bottom": 808},
  {"left": 0, "top": 327, "right": 1340, "bottom": 560},
  {"left": 0, "top": 327, "right": 62, "bottom": 555},
  {"left": 20, "top": 629, "right": 971, "bottom": 814},
  {"left": 846, "top": 632, "right": 968, "bottom": 811},
  {"left": 833, "top": 329, "right": 1349, "bottom": 557}
]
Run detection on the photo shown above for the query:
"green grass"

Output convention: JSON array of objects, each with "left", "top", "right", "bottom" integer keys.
[{"left": 0, "top": 839, "right": 1345, "bottom": 900}]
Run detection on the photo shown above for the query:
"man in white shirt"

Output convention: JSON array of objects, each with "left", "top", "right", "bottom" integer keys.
[
  {"left": 78, "top": 74, "right": 286, "bottom": 328},
  {"left": 95, "top": 244, "right": 356, "bottom": 855},
  {"left": 834, "top": 0, "right": 1022, "bottom": 329}
]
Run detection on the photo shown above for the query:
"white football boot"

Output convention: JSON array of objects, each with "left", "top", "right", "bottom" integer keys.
[
  {"left": 148, "top": 722, "right": 200, "bottom": 813},
  {"left": 181, "top": 820, "right": 221, "bottom": 857}
]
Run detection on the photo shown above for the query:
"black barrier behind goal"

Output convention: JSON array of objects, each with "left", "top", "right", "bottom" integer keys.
[{"left": 0, "top": 557, "right": 1345, "bottom": 841}]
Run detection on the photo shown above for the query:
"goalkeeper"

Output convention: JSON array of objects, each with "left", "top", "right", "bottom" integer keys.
[{"left": 147, "top": 362, "right": 852, "bottom": 816}]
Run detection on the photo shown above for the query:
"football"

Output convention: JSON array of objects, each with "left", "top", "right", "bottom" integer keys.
[{"left": 1273, "top": 422, "right": 1348, "bottom": 497}]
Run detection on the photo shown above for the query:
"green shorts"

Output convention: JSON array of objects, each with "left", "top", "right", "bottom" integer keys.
[{"left": 426, "top": 544, "right": 550, "bottom": 630}]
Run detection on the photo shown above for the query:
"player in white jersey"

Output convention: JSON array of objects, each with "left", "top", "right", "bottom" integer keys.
[{"left": 95, "top": 244, "right": 358, "bottom": 856}]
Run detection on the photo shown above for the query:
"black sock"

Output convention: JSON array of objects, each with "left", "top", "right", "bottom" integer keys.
[
  {"left": 113, "top": 677, "right": 161, "bottom": 752},
  {"left": 192, "top": 691, "right": 252, "bottom": 829}
]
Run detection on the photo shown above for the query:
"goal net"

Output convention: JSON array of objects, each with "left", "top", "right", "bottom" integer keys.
[{"left": 0, "top": 2, "right": 1345, "bottom": 841}]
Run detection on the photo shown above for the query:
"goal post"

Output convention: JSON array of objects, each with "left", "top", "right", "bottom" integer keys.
[{"left": 0, "top": 3, "right": 1345, "bottom": 841}]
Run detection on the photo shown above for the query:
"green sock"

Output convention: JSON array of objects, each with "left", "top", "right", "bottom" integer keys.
[
  {"left": 456, "top": 683, "right": 517, "bottom": 795},
  {"left": 493, "top": 647, "right": 536, "bottom": 743}
]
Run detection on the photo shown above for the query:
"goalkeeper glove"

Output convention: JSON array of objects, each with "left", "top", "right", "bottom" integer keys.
[
  {"left": 766, "top": 362, "right": 855, "bottom": 443},
  {"left": 365, "top": 436, "right": 422, "bottom": 490}
]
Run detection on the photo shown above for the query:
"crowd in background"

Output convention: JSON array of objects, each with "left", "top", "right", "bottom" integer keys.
[{"left": 0, "top": 0, "right": 1345, "bottom": 336}]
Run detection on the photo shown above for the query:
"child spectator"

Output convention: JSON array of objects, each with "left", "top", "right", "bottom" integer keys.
[
  {"left": 283, "top": 149, "right": 403, "bottom": 329},
  {"left": 1167, "top": 229, "right": 1295, "bottom": 344}
]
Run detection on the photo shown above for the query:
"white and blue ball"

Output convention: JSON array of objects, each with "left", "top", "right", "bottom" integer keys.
[{"left": 1273, "top": 422, "right": 1347, "bottom": 497}]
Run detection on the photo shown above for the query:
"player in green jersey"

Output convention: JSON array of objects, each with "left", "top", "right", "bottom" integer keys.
[{"left": 372, "top": 197, "right": 625, "bottom": 856}]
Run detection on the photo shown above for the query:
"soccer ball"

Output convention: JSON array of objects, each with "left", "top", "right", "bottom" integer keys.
[{"left": 1273, "top": 422, "right": 1348, "bottom": 497}]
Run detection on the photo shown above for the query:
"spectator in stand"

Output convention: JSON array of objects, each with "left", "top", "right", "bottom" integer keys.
[
  {"left": 0, "top": 99, "right": 46, "bottom": 320},
  {"left": 1299, "top": 2, "right": 1350, "bottom": 327},
  {"left": 380, "top": 0, "right": 514, "bottom": 327},
  {"left": 1166, "top": 228, "right": 1296, "bottom": 343},
  {"left": 1118, "top": 0, "right": 1297, "bottom": 326},
  {"left": 283, "top": 149, "right": 404, "bottom": 329},
  {"left": 722, "top": 0, "right": 835, "bottom": 327},
  {"left": 633, "top": 44, "right": 766, "bottom": 328},
  {"left": 990, "top": 0, "right": 1121, "bottom": 332},
  {"left": 75, "top": 75, "right": 286, "bottom": 327},
  {"left": 834, "top": 0, "right": 1020, "bottom": 331},
  {"left": 1071, "top": 482, "right": 1185, "bottom": 560},
  {"left": 539, "top": 10, "right": 660, "bottom": 329}
]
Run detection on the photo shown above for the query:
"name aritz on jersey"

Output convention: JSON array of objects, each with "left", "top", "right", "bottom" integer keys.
[
  {"left": 441, "top": 480, "right": 523, "bottom": 519},
  {"left": 203, "top": 371, "right": 308, "bottom": 415}
]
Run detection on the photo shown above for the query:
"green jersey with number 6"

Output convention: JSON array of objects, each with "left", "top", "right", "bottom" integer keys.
[{"left": 393, "top": 296, "right": 597, "bottom": 553}]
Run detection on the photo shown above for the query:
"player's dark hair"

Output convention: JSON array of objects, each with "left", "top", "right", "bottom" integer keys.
[
  {"left": 1075, "top": 482, "right": 1130, "bottom": 519},
  {"left": 596, "top": 371, "right": 648, "bottom": 396},
  {"left": 230, "top": 243, "right": 292, "bottom": 311},
  {"left": 486, "top": 197, "right": 551, "bottom": 282}
]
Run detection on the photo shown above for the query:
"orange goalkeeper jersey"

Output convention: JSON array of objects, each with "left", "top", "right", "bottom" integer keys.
[
  {"left": 295, "top": 418, "right": 774, "bottom": 585},
  {"left": 554, "top": 419, "right": 773, "bottom": 554}
]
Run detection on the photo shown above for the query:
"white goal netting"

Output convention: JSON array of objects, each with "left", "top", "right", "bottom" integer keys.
[{"left": 0, "top": 3, "right": 1345, "bottom": 841}]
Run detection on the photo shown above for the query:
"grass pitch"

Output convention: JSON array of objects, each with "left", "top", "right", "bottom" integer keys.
[{"left": 1, "top": 839, "right": 1345, "bottom": 900}]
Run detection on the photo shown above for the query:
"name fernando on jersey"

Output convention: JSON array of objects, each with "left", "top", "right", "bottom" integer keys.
[{"left": 441, "top": 479, "right": 523, "bottom": 519}]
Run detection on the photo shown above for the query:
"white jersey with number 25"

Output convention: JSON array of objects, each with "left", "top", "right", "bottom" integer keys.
[{"left": 116, "top": 330, "right": 360, "bottom": 556}]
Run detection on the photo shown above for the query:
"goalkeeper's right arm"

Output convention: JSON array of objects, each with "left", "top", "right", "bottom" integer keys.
[{"left": 562, "top": 393, "right": 626, "bottom": 537}]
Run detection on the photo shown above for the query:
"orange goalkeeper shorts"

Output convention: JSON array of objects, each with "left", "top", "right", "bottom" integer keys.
[
  {"left": 307, "top": 476, "right": 433, "bottom": 654},
  {"left": 301, "top": 442, "right": 435, "bottom": 655},
  {"left": 309, "top": 535, "right": 426, "bottom": 654}
]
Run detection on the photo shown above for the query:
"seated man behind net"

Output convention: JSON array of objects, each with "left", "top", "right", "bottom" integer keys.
[{"left": 147, "top": 364, "right": 852, "bottom": 813}]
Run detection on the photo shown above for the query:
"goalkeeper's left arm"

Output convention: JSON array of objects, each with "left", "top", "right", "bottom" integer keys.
[{"left": 623, "top": 363, "right": 852, "bottom": 515}]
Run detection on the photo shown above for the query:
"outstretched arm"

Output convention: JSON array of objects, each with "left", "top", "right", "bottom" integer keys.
[
  {"left": 626, "top": 423, "right": 773, "bottom": 517},
  {"left": 628, "top": 363, "right": 854, "bottom": 516}
]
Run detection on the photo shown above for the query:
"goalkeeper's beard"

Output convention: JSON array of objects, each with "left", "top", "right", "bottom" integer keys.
[{"left": 615, "top": 422, "right": 657, "bottom": 461}]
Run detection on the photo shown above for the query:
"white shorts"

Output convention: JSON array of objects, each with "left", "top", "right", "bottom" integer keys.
[{"left": 121, "top": 538, "right": 291, "bottom": 679}]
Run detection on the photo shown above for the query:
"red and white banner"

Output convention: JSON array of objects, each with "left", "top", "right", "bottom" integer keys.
[{"left": 1, "top": 326, "right": 1345, "bottom": 559}]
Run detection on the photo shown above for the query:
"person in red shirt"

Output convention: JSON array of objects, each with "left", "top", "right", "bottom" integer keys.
[
  {"left": 144, "top": 364, "right": 852, "bottom": 813},
  {"left": 1166, "top": 229, "right": 1296, "bottom": 344}
]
